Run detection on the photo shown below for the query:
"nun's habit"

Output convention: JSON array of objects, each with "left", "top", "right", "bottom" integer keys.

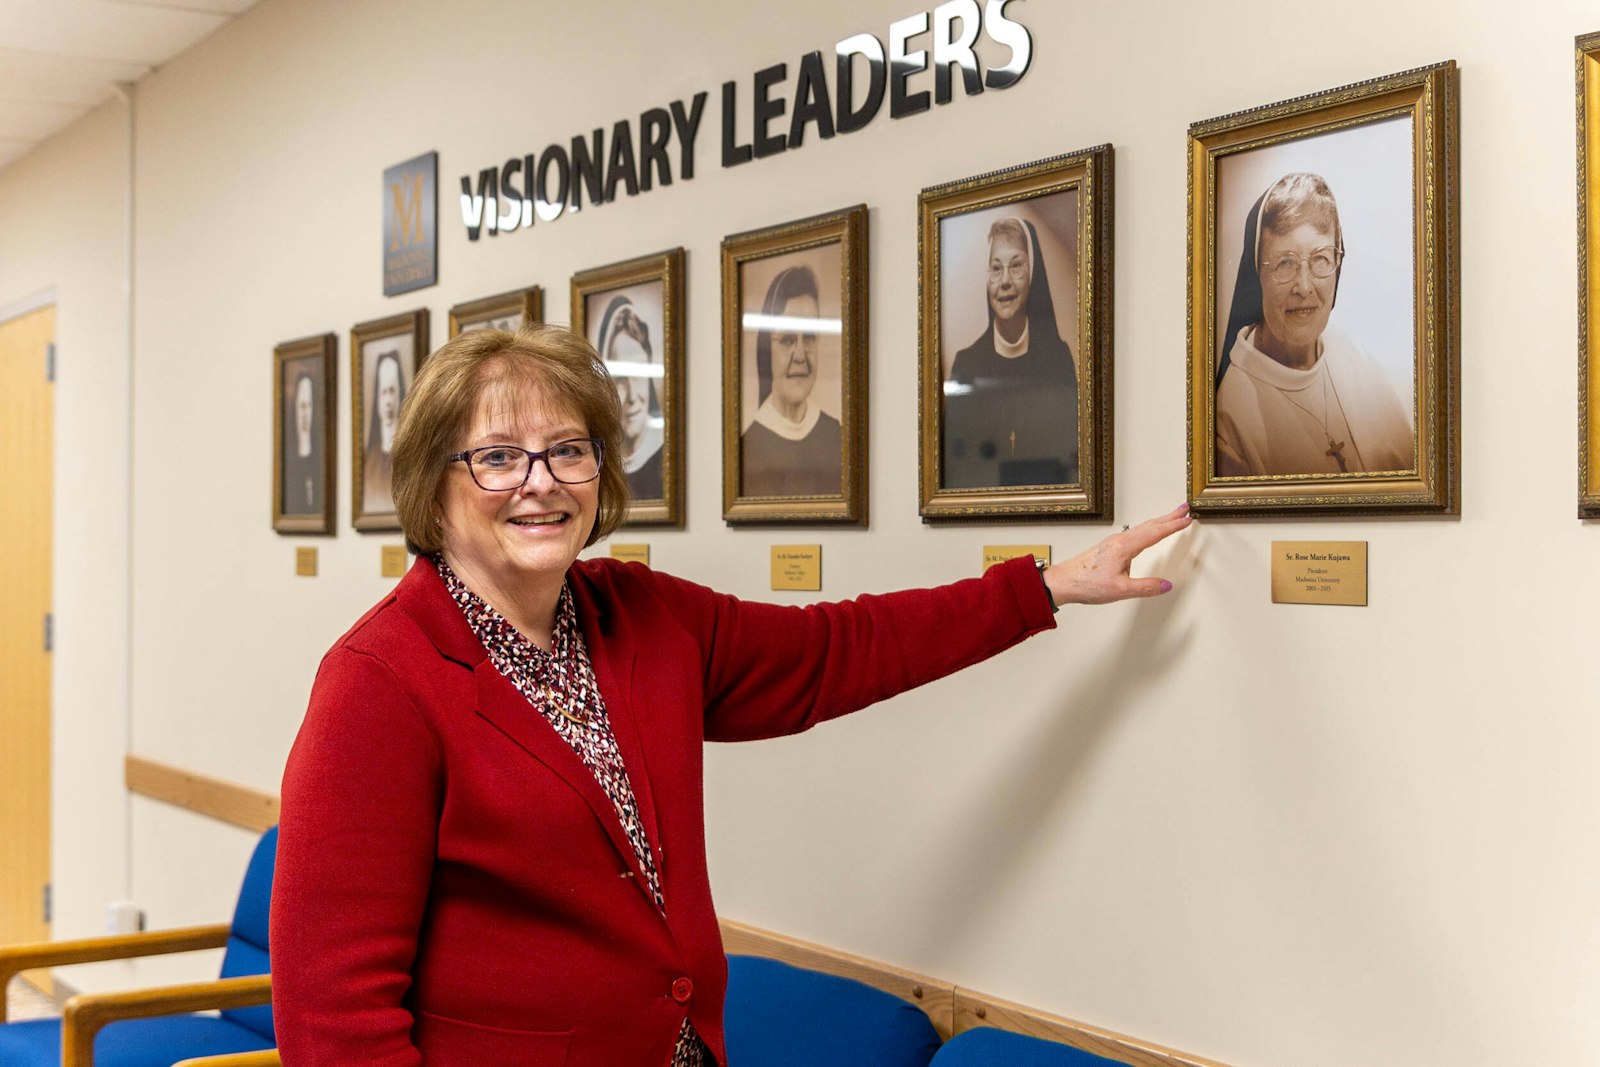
[
  {"left": 740, "top": 265, "right": 843, "bottom": 497},
  {"left": 1214, "top": 185, "right": 1413, "bottom": 477},
  {"left": 943, "top": 217, "right": 1079, "bottom": 489}
]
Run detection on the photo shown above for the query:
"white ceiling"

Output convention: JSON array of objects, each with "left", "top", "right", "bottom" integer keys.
[{"left": 0, "top": 0, "right": 261, "bottom": 173}]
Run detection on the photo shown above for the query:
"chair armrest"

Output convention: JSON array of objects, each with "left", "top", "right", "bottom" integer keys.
[
  {"left": 59, "top": 973, "right": 272, "bottom": 1067},
  {"left": 172, "top": 1052, "right": 282, "bottom": 1067},
  {"left": 0, "top": 924, "right": 233, "bottom": 1022}
]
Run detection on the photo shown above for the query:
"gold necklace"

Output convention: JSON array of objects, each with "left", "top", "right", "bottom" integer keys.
[
  {"left": 1278, "top": 372, "right": 1349, "bottom": 473},
  {"left": 538, "top": 682, "right": 590, "bottom": 726}
]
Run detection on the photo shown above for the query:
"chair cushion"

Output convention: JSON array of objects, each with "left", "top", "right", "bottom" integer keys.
[
  {"left": 932, "top": 1026, "right": 1125, "bottom": 1066},
  {"left": 219, "top": 825, "right": 277, "bottom": 1039},
  {"left": 723, "top": 954, "right": 940, "bottom": 1067},
  {"left": 0, "top": 1014, "right": 275, "bottom": 1067}
]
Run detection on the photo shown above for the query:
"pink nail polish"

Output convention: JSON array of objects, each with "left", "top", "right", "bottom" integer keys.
[{"left": 1159, "top": 580, "right": 1173, "bottom": 594}]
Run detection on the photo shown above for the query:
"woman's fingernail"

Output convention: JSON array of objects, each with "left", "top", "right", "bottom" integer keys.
[{"left": 1159, "top": 580, "right": 1173, "bottom": 594}]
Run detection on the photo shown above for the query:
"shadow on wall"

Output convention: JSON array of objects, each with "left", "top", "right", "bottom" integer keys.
[{"left": 924, "top": 524, "right": 1206, "bottom": 951}]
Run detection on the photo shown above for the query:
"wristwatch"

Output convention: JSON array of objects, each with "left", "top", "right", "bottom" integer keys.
[{"left": 1036, "top": 557, "right": 1060, "bottom": 614}]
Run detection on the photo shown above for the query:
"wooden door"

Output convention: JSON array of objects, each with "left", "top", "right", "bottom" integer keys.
[{"left": 0, "top": 305, "right": 54, "bottom": 955}]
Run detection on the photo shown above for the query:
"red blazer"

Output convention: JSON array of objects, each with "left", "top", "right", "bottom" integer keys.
[{"left": 271, "top": 555, "right": 1055, "bottom": 1066}]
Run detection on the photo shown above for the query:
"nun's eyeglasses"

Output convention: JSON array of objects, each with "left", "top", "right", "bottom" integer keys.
[{"left": 1261, "top": 246, "right": 1344, "bottom": 284}]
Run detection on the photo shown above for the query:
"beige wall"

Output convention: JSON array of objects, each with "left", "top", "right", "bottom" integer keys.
[
  {"left": 3, "top": 0, "right": 1598, "bottom": 1062},
  {"left": 0, "top": 96, "right": 132, "bottom": 968}
]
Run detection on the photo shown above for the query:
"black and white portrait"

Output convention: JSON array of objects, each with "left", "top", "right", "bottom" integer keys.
[
  {"left": 737, "top": 245, "right": 845, "bottom": 499},
  {"left": 280, "top": 358, "right": 324, "bottom": 516},
  {"left": 939, "top": 193, "right": 1081, "bottom": 490},
  {"left": 358, "top": 334, "right": 414, "bottom": 518},
  {"left": 586, "top": 281, "right": 667, "bottom": 504},
  {"left": 1213, "top": 119, "right": 1416, "bottom": 477}
]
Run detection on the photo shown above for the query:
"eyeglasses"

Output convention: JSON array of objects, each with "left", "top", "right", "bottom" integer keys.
[
  {"left": 448, "top": 439, "right": 604, "bottom": 491},
  {"left": 1261, "top": 246, "right": 1344, "bottom": 284}
]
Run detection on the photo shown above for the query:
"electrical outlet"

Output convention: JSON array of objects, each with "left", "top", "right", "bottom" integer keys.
[{"left": 106, "top": 900, "right": 145, "bottom": 935}]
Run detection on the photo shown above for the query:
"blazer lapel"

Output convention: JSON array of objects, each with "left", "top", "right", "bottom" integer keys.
[
  {"left": 396, "top": 555, "right": 657, "bottom": 899},
  {"left": 470, "top": 665, "right": 654, "bottom": 895},
  {"left": 571, "top": 574, "right": 667, "bottom": 886}
]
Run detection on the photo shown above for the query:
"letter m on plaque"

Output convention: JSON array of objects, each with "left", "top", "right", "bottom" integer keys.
[{"left": 383, "top": 151, "right": 438, "bottom": 296}]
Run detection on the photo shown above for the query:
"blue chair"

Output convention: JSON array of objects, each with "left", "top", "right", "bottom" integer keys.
[
  {"left": 723, "top": 953, "right": 942, "bottom": 1067},
  {"left": 0, "top": 827, "right": 277, "bottom": 1067},
  {"left": 931, "top": 1026, "right": 1127, "bottom": 1066}
]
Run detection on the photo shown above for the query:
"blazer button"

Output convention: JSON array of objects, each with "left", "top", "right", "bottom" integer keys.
[{"left": 670, "top": 977, "right": 694, "bottom": 1004}]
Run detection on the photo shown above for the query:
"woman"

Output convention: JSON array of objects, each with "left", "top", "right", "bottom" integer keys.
[
  {"left": 363, "top": 349, "right": 405, "bottom": 510},
  {"left": 281, "top": 370, "right": 320, "bottom": 514},
  {"left": 944, "top": 215, "right": 1079, "bottom": 489},
  {"left": 1215, "top": 172, "right": 1413, "bottom": 477},
  {"left": 271, "top": 325, "right": 1192, "bottom": 1066},
  {"left": 597, "top": 293, "right": 664, "bottom": 500},
  {"left": 739, "top": 265, "right": 842, "bottom": 497}
]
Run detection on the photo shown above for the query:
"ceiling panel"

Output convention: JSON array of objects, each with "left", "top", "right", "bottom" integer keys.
[
  {"left": 0, "top": 0, "right": 261, "bottom": 175},
  {"left": 0, "top": 0, "right": 228, "bottom": 67},
  {"left": 111, "top": 0, "right": 258, "bottom": 14}
]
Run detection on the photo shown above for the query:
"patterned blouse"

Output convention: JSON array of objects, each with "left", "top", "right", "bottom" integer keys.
[{"left": 439, "top": 558, "right": 710, "bottom": 1067}]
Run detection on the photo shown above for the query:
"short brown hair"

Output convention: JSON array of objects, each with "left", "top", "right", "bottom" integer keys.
[
  {"left": 392, "top": 324, "right": 628, "bottom": 555},
  {"left": 1258, "top": 172, "right": 1342, "bottom": 253}
]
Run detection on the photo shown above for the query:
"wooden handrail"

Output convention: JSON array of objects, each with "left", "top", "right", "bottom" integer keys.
[{"left": 124, "top": 756, "right": 278, "bottom": 832}]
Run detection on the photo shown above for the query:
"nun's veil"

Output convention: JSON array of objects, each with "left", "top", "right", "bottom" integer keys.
[
  {"left": 754, "top": 265, "right": 820, "bottom": 407},
  {"left": 596, "top": 293, "right": 660, "bottom": 418}
]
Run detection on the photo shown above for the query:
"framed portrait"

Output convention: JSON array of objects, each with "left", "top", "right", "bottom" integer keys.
[
  {"left": 572, "top": 249, "right": 686, "bottom": 527},
  {"left": 1579, "top": 34, "right": 1600, "bottom": 517},
  {"left": 272, "top": 333, "right": 336, "bottom": 534},
  {"left": 448, "top": 285, "right": 543, "bottom": 337},
  {"left": 352, "top": 308, "right": 429, "bottom": 530},
  {"left": 918, "top": 147, "right": 1113, "bottom": 522},
  {"left": 1187, "top": 62, "right": 1460, "bottom": 516},
  {"left": 722, "top": 205, "right": 868, "bottom": 526}
]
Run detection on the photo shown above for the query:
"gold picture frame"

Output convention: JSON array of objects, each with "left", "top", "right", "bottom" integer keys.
[
  {"left": 1187, "top": 62, "right": 1460, "bottom": 516},
  {"left": 1578, "top": 34, "right": 1600, "bottom": 517},
  {"left": 573, "top": 249, "right": 686, "bottom": 527},
  {"left": 448, "top": 285, "right": 543, "bottom": 337},
  {"left": 351, "top": 308, "right": 429, "bottom": 531},
  {"left": 917, "top": 147, "right": 1114, "bottom": 522},
  {"left": 272, "top": 333, "right": 336, "bottom": 534},
  {"left": 721, "top": 205, "right": 869, "bottom": 526}
]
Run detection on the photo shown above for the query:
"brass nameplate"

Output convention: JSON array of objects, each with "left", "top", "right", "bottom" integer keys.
[
  {"left": 610, "top": 543, "right": 651, "bottom": 566},
  {"left": 381, "top": 544, "right": 408, "bottom": 578},
  {"left": 770, "top": 545, "right": 822, "bottom": 591},
  {"left": 983, "top": 545, "right": 1051, "bottom": 572},
  {"left": 294, "top": 546, "right": 318, "bottom": 577},
  {"left": 1271, "top": 541, "right": 1368, "bottom": 606}
]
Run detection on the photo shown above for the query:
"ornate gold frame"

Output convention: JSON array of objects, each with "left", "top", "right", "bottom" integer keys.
[
  {"left": 917, "top": 147, "right": 1114, "bottom": 522},
  {"left": 351, "top": 308, "right": 429, "bottom": 531},
  {"left": 271, "top": 333, "right": 337, "bottom": 534},
  {"left": 1187, "top": 62, "right": 1460, "bottom": 516},
  {"left": 721, "top": 205, "right": 869, "bottom": 526},
  {"left": 1579, "top": 35, "right": 1600, "bottom": 517},
  {"left": 447, "top": 285, "right": 543, "bottom": 337},
  {"left": 572, "top": 249, "right": 687, "bottom": 527}
]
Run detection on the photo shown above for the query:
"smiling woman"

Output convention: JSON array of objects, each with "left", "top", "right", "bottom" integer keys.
[
  {"left": 1215, "top": 172, "right": 1414, "bottom": 477},
  {"left": 271, "top": 323, "right": 1194, "bottom": 1067},
  {"left": 739, "top": 264, "right": 842, "bottom": 497}
]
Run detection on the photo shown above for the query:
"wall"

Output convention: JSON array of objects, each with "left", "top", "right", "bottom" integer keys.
[
  {"left": 2, "top": 0, "right": 1597, "bottom": 1063},
  {"left": 0, "top": 98, "right": 132, "bottom": 971}
]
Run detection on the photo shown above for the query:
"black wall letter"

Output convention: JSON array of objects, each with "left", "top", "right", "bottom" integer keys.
[
  {"left": 835, "top": 32, "right": 886, "bottom": 134},
  {"left": 788, "top": 51, "right": 835, "bottom": 148},
  {"left": 721, "top": 80, "right": 753, "bottom": 167}
]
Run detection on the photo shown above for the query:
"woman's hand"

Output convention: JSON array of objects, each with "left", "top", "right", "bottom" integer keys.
[{"left": 1043, "top": 503, "right": 1194, "bottom": 606}]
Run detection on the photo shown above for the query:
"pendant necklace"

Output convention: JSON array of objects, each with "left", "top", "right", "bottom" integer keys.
[
  {"left": 1280, "top": 372, "right": 1349, "bottom": 473},
  {"left": 539, "top": 680, "right": 590, "bottom": 726}
]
